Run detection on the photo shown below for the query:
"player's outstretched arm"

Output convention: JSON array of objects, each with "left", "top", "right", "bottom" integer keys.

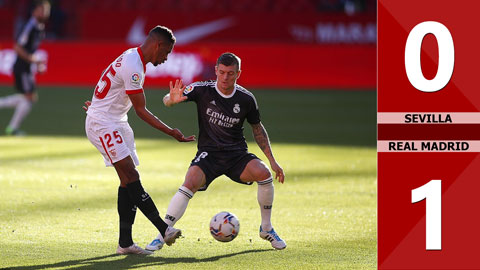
[
  {"left": 163, "top": 79, "right": 187, "bottom": 107},
  {"left": 129, "top": 92, "right": 195, "bottom": 142},
  {"left": 251, "top": 122, "right": 285, "bottom": 183}
]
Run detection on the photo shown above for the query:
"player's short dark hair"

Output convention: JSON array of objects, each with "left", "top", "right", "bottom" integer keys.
[
  {"left": 33, "top": 0, "right": 50, "bottom": 8},
  {"left": 216, "top": 52, "right": 241, "bottom": 71},
  {"left": 149, "top": 25, "right": 176, "bottom": 45}
]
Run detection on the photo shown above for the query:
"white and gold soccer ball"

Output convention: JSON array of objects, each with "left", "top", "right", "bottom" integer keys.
[{"left": 209, "top": 211, "right": 240, "bottom": 242}]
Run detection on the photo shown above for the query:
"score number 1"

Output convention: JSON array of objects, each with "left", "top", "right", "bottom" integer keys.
[
  {"left": 405, "top": 20, "right": 452, "bottom": 251},
  {"left": 411, "top": 180, "right": 442, "bottom": 250}
]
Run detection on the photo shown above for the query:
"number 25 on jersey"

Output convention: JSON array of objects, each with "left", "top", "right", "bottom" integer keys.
[{"left": 95, "top": 65, "right": 116, "bottom": 99}]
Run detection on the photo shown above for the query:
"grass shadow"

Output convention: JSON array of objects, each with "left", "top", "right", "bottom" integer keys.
[{"left": 2, "top": 249, "right": 273, "bottom": 270}]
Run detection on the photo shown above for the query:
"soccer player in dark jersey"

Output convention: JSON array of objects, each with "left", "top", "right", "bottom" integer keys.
[
  {"left": 0, "top": 0, "right": 50, "bottom": 135},
  {"left": 146, "top": 52, "right": 287, "bottom": 250}
]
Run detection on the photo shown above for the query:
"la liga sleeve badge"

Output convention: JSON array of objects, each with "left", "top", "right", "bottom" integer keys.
[
  {"left": 183, "top": 85, "right": 194, "bottom": 95},
  {"left": 131, "top": 73, "right": 141, "bottom": 87}
]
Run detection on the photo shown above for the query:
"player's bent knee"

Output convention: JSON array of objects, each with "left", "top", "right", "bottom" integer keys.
[
  {"left": 183, "top": 166, "right": 206, "bottom": 193},
  {"left": 257, "top": 170, "right": 272, "bottom": 182},
  {"left": 182, "top": 179, "right": 203, "bottom": 193},
  {"left": 252, "top": 162, "right": 272, "bottom": 181},
  {"left": 113, "top": 157, "right": 140, "bottom": 184},
  {"left": 240, "top": 159, "right": 272, "bottom": 182}
]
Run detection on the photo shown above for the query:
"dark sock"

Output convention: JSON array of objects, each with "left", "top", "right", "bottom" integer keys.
[
  {"left": 118, "top": 186, "right": 136, "bottom": 248},
  {"left": 126, "top": 180, "right": 168, "bottom": 237}
]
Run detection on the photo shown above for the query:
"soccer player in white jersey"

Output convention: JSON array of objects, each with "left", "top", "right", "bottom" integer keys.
[
  {"left": 85, "top": 26, "right": 195, "bottom": 255},
  {"left": 146, "top": 52, "right": 287, "bottom": 250}
]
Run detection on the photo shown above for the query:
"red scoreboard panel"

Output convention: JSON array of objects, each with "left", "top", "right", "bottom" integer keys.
[{"left": 378, "top": 1, "right": 480, "bottom": 269}]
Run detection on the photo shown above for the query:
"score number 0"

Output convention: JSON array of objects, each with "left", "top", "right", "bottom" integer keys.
[{"left": 404, "top": 21, "right": 455, "bottom": 250}]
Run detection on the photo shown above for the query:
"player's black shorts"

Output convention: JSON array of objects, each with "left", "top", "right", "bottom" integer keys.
[
  {"left": 13, "top": 67, "right": 35, "bottom": 94},
  {"left": 190, "top": 150, "right": 260, "bottom": 191}
]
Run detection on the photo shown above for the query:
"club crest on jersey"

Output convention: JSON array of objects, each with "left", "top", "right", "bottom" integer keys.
[
  {"left": 184, "top": 85, "right": 194, "bottom": 95},
  {"left": 233, "top": 104, "right": 240, "bottom": 114},
  {"left": 109, "top": 149, "right": 117, "bottom": 157}
]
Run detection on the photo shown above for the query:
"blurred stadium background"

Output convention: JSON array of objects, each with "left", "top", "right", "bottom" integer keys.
[
  {"left": 0, "top": 0, "right": 376, "bottom": 143},
  {"left": 0, "top": 1, "right": 377, "bottom": 269},
  {"left": 0, "top": 0, "right": 375, "bottom": 90}
]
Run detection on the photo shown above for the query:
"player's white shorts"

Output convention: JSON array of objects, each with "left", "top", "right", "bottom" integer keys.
[{"left": 85, "top": 116, "right": 139, "bottom": 167}]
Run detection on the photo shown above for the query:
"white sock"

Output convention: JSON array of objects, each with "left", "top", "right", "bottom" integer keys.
[
  {"left": 9, "top": 96, "right": 32, "bottom": 130},
  {"left": 0, "top": 94, "right": 23, "bottom": 109},
  {"left": 257, "top": 177, "right": 274, "bottom": 231},
  {"left": 164, "top": 186, "right": 194, "bottom": 226}
]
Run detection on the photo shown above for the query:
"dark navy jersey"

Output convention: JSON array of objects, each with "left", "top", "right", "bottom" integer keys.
[
  {"left": 14, "top": 17, "right": 46, "bottom": 70},
  {"left": 183, "top": 80, "right": 261, "bottom": 151}
]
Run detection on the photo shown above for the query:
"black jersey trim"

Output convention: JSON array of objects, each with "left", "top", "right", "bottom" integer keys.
[
  {"left": 236, "top": 86, "right": 259, "bottom": 110},
  {"left": 189, "top": 81, "right": 216, "bottom": 88},
  {"left": 17, "top": 18, "right": 36, "bottom": 46},
  {"left": 185, "top": 81, "right": 216, "bottom": 95}
]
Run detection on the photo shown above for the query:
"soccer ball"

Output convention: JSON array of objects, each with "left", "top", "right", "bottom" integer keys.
[{"left": 209, "top": 211, "right": 240, "bottom": 242}]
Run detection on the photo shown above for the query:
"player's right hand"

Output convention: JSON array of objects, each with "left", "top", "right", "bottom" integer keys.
[
  {"left": 30, "top": 53, "right": 45, "bottom": 65},
  {"left": 170, "top": 128, "right": 196, "bottom": 142},
  {"left": 169, "top": 79, "right": 188, "bottom": 104},
  {"left": 37, "top": 62, "right": 47, "bottom": 74},
  {"left": 83, "top": 100, "right": 91, "bottom": 112}
]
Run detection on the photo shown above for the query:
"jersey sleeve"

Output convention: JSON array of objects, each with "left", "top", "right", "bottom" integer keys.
[
  {"left": 121, "top": 56, "right": 145, "bottom": 95},
  {"left": 16, "top": 20, "right": 33, "bottom": 46},
  {"left": 246, "top": 95, "right": 261, "bottom": 124},
  {"left": 183, "top": 83, "right": 198, "bottom": 102}
]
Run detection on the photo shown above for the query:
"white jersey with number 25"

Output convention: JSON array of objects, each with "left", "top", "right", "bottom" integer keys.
[{"left": 87, "top": 47, "right": 146, "bottom": 122}]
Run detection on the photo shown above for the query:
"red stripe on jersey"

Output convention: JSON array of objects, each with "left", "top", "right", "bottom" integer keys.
[
  {"left": 126, "top": 89, "right": 143, "bottom": 95},
  {"left": 99, "top": 136, "right": 113, "bottom": 164},
  {"left": 137, "top": 47, "right": 146, "bottom": 72}
]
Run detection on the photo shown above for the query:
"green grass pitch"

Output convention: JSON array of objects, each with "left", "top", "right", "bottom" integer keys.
[{"left": 0, "top": 86, "right": 376, "bottom": 269}]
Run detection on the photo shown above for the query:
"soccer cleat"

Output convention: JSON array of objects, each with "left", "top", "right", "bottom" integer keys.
[
  {"left": 164, "top": 226, "right": 182, "bottom": 246},
  {"left": 146, "top": 226, "right": 182, "bottom": 251},
  {"left": 259, "top": 226, "right": 287, "bottom": 250},
  {"left": 145, "top": 237, "right": 164, "bottom": 251},
  {"left": 5, "top": 126, "right": 26, "bottom": 136},
  {"left": 116, "top": 243, "right": 153, "bottom": 255}
]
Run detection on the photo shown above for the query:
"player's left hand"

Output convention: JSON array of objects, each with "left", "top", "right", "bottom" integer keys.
[
  {"left": 169, "top": 79, "right": 188, "bottom": 104},
  {"left": 82, "top": 100, "right": 91, "bottom": 112},
  {"left": 270, "top": 161, "right": 285, "bottom": 183},
  {"left": 170, "top": 128, "right": 196, "bottom": 142}
]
